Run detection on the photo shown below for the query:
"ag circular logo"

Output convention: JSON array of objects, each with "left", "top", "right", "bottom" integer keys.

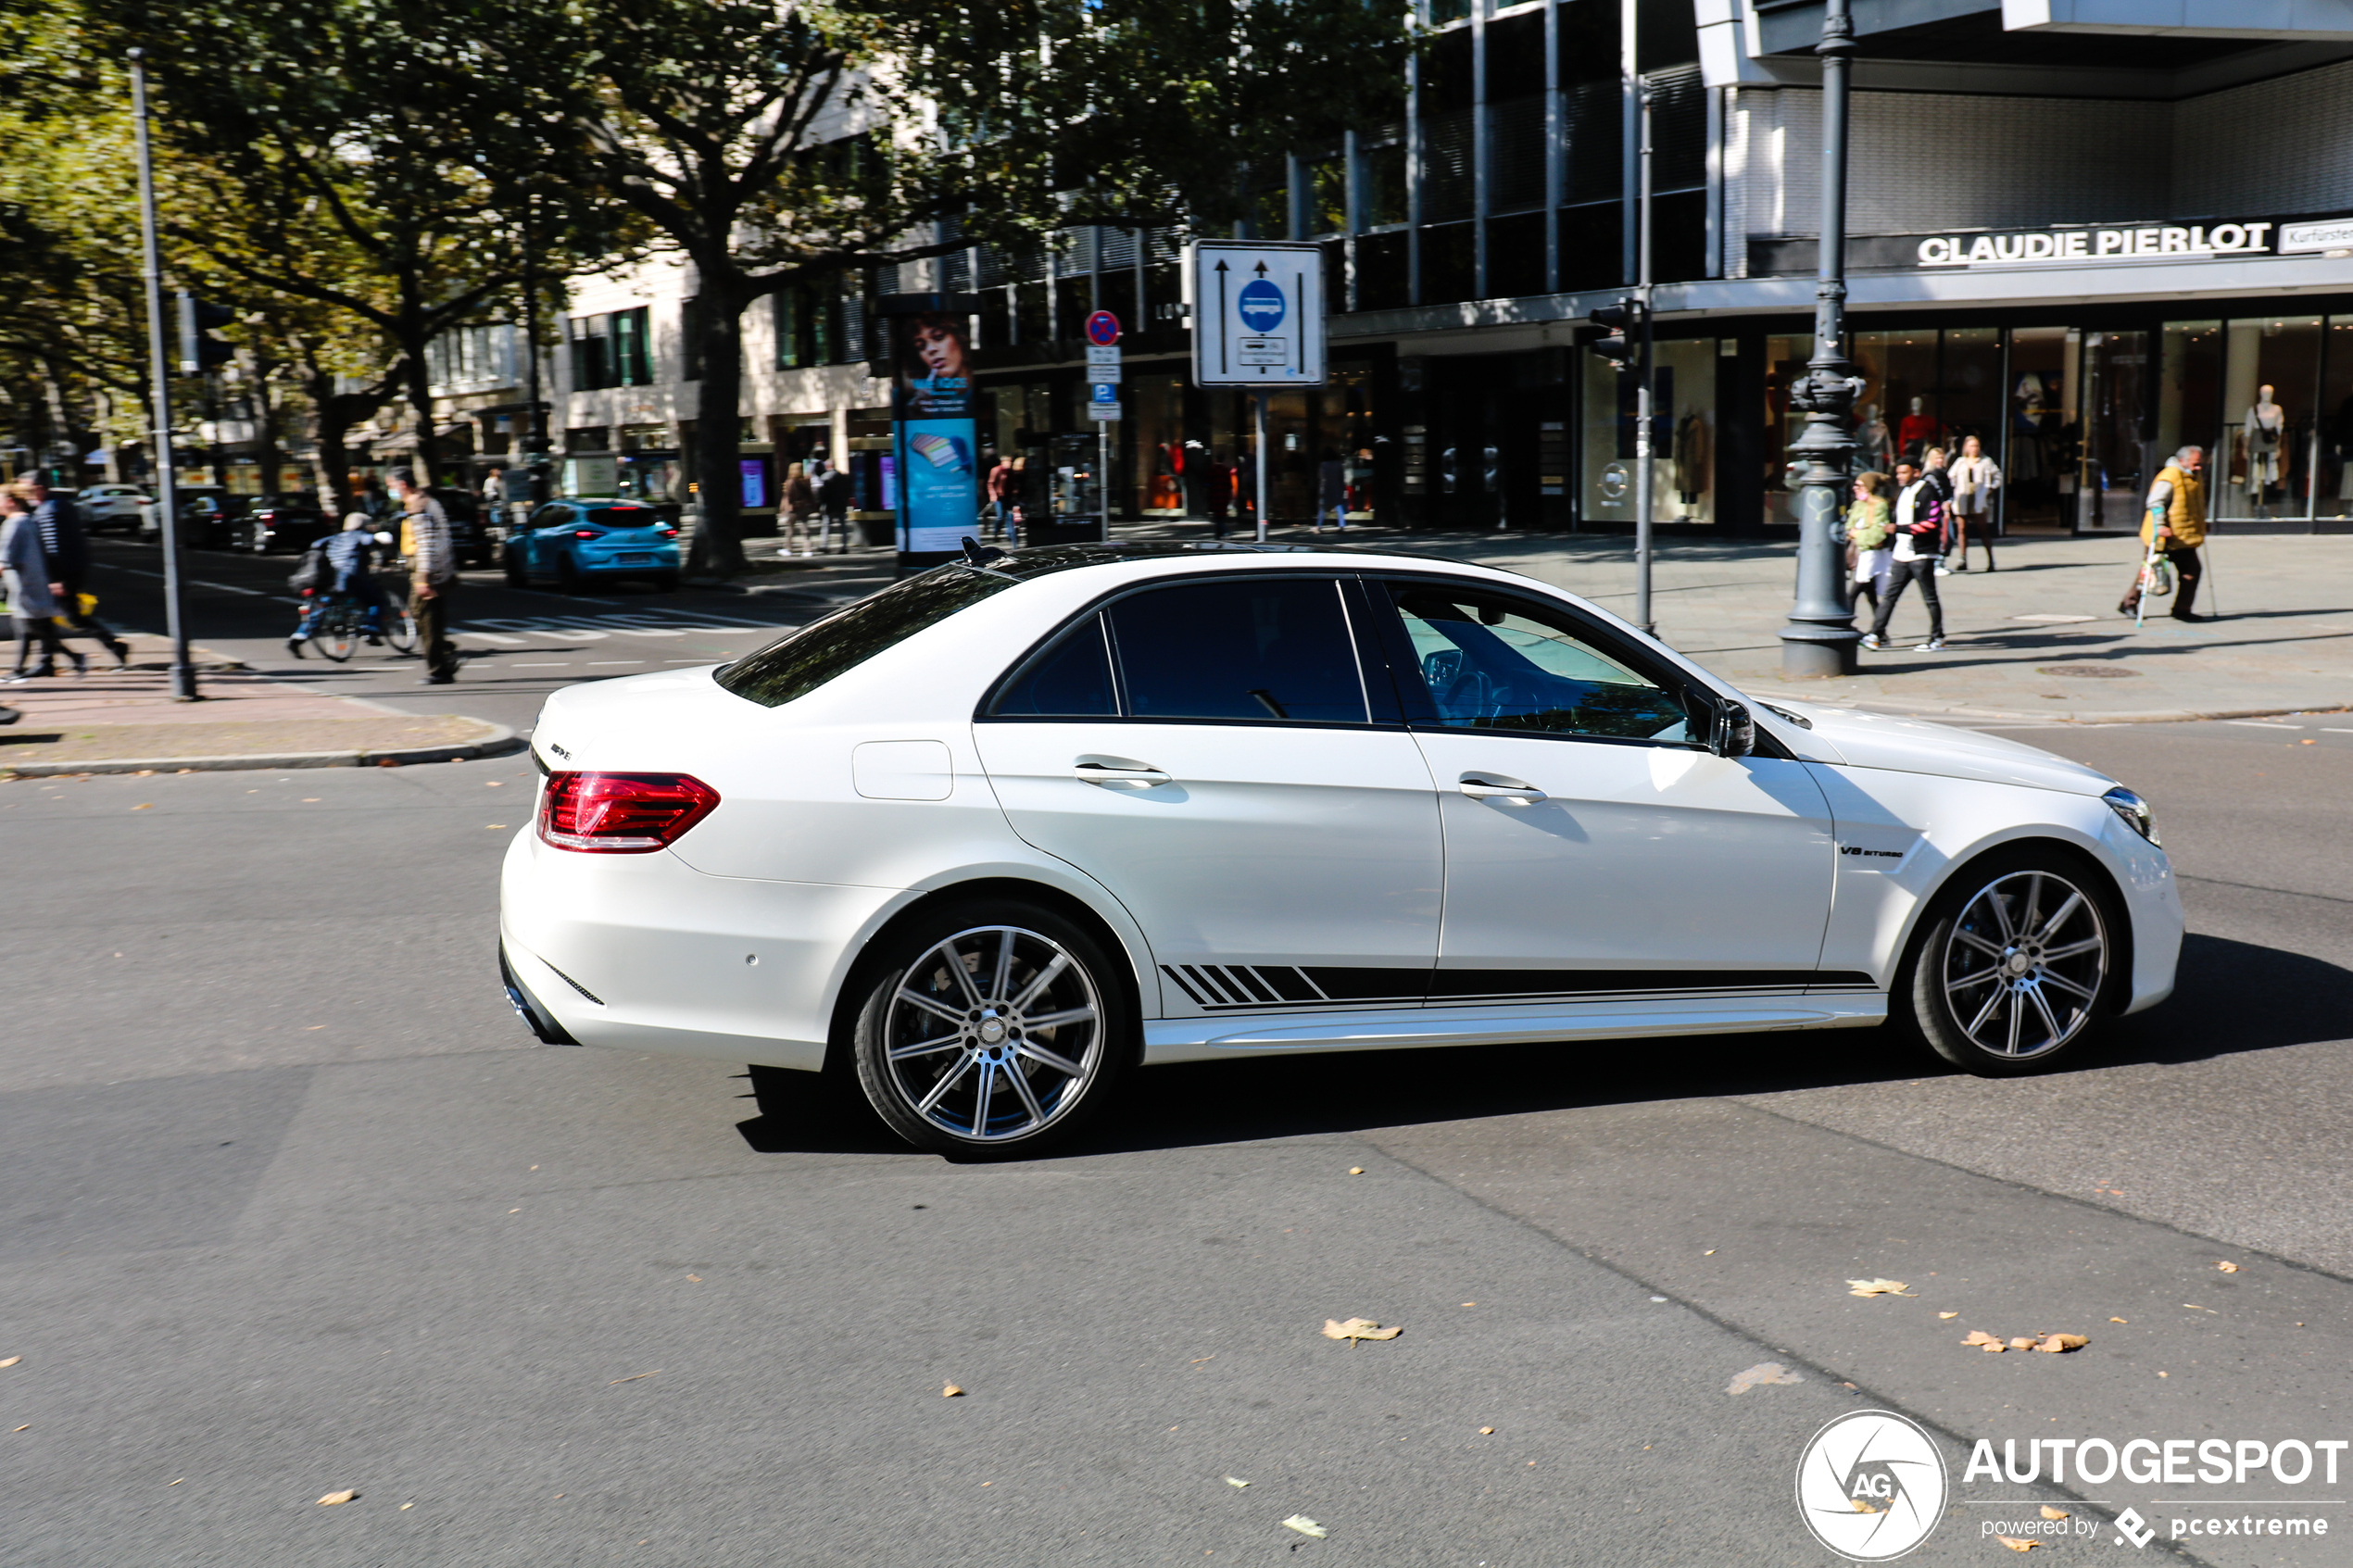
[
  {"left": 1795, "top": 1411, "right": 1947, "bottom": 1561},
  {"left": 1237, "top": 277, "right": 1286, "bottom": 332}
]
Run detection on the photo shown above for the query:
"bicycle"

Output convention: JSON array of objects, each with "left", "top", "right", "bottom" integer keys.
[{"left": 301, "top": 592, "right": 369, "bottom": 662}]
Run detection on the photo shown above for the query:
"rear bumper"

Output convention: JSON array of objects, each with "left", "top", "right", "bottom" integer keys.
[{"left": 499, "top": 940, "right": 580, "bottom": 1045}]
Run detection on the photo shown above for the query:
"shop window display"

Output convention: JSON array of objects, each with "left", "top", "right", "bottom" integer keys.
[
  {"left": 2220, "top": 316, "right": 2321, "bottom": 521},
  {"left": 1581, "top": 336, "right": 1715, "bottom": 528}
]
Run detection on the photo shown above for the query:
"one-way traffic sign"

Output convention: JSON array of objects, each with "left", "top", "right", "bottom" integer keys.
[{"left": 1189, "top": 242, "right": 1326, "bottom": 388}]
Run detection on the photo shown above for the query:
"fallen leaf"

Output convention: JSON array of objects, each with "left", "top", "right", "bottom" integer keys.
[
  {"left": 1994, "top": 1534, "right": 2038, "bottom": 1552},
  {"left": 1726, "top": 1361, "right": 1805, "bottom": 1395},
  {"left": 168, "top": 1479, "right": 181, "bottom": 1486},
  {"left": 1851, "top": 1498, "right": 1881, "bottom": 1514},
  {"left": 942, "top": 1383, "right": 965, "bottom": 1398},
  {"left": 1323, "top": 1317, "right": 1403, "bottom": 1344},
  {"left": 1478, "top": 1427, "right": 1495, "bottom": 1436},
  {"left": 1347, "top": 1167, "right": 1365, "bottom": 1175},
  {"left": 1281, "top": 1515, "right": 1328, "bottom": 1539},
  {"left": 0, "top": 1357, "right": 18, "bottom": 1368},
  {"left": 318, "top": 1490, "right": 359, "bottom": 1506},
  {"left": 132, "top": 803, "right": 153, "bottom": 810},
  {"left": 1964, "top": 1330, "right": 2007, "bottom": 1353},
  {"left": 2008, "top": 1337, "right": 2039, "bottom": 1350},
  {"left": 2158, "top": 1371, "right": 2169, "bottom": 1377},
  {"left": 685, "top": 1275, "right": 702, "bottom": 1283},
  {"left": 608, "top": 1371, "right": 661, "bottom": 1384},
  {"left": 1225, "top": 1476, "right": 1251, "bottom": 1488},
  {"left": 484, "top": 824, "right": 508, "bottom": 830},
  {"left": 2216, "top": 1261, "right": 2240, "bottom": 1273},
  {"left": 1703, "top": 1248, "right": 1716, "bottom": 1256},
  {"left": 2034, "top": 1334, "right": 2089, "bottom": 1353},
  {"left": 2042, "top": 1505, "right": 2070, "bottom": 1521},
  {"left": 11, "top": 1425, "right": 26, "bottom": 1433},
  {"left": 1937, "top": 1311, "right": 1959, "bottom": 1320},
  {"left": 400, "top": 1502, "right": 412, "bottom": 1510},
  {"left": 2111, "top": 1317, "right": 2129, "bottom": 1323},
  {"left": 1846, "top": 1278, "right": 1916, "bottom": 1298}
]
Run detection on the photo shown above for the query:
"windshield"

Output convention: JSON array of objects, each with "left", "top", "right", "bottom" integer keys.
[{"left": 715, "top": 565, "right": 1016, "bottom": 708}]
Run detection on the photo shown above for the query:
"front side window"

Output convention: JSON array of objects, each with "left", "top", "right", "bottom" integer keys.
[
  {"left": 1382, "top": 583, "right": 1692, "bottom": 743},
  {"left": 1107, "top": 577, "right": 1366, "bottom": 724},
  {"left": 718, "top": 566, "right": 1014, "bottom": 708}
]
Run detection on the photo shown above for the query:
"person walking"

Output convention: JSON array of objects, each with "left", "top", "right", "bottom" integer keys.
[
  {"left": 1315, "top": 449, "right": 1347, "bottom": 533},
  {"left": 1861, "top": 458, "right": 1946, "bottom": 652},
  {"left": 781, "top": 460, "right": 816, "bottom": 556},
  {"left": 816, "top": 458, "right": 853, "bottom": 552},
  {"left": 388, "top": 468, "right": 459, "bottom": 684},
  {"left": 2119, "top": 445, "right": 2210, "bottom": 622},
  {"left": 1201, "top": 450, "right": 1234, "bottom": 540},
  {"left": 982, "top": 456, "right": 1013, "bottom": 542},
  {"left": 1843, "top": 471, "right": 1893, "bottom": 616},
  {"left": 1917, "top": 446, "right": 1960, "bottom": 578},
  {"left": 3, "top": 490, "right": 82, "bottom": 681},
  {"left": 20, "top": 474, "right": 131, "bottom": 667},
  {"left": 1945, "top": 435, "right": 2000, "bottom": 571}
]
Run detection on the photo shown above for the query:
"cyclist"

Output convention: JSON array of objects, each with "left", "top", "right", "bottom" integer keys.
[{"left": 285, "top": 515, "right": 387, "bottom": 658}]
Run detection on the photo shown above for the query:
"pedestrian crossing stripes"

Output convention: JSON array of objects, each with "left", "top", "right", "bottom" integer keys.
[{"left": 455, "top": 613, "right": 792, "bottom": 645}]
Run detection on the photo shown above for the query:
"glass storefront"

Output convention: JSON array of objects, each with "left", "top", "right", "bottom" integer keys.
[{"left": 1581, "top": 337, "right": 1718, "bottom": 528}]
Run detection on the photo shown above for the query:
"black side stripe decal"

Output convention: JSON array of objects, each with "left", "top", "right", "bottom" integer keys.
[{"left": 1161, "top": 965, "right": 1881, "bottom": 1010}]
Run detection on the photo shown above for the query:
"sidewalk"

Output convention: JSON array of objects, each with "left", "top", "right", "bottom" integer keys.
[
  {"left": 0, "top": 636, "right": 517, "bottom": 775},
  {"left": 1128, "top": 521, "right": 2353, "bottom": 723}
]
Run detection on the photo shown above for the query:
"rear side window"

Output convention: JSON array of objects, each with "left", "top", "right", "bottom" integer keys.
[
  {"left": 717, "top": 566, "right": 1015, "bottom": 708},
  {"left": 990, "top": 615, "right": 1118, "bottom": 716},
  {"left": 1107, "top": 577, "right": 1366, "bottom": 724}
]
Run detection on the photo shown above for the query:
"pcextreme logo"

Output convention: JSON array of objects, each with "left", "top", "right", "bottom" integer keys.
[{"left": 1797, "top": 1411, "right": 1950, "bottom": 1561}]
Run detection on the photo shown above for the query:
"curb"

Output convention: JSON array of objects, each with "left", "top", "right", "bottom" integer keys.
[
  {"left": 0, "top": 723, "right": 525, "bottom": 779},
  {"left": 1743, "top": 689, "right": 2351, "bottom": 726}
]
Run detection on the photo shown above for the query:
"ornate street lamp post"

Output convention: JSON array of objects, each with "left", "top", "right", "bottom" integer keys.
[{"left": 1778, "top": 0, "right": 1864, "bottom": 679}]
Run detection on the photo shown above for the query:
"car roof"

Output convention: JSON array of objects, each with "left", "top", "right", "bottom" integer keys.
[{"left": 963, "top": 539, "right": 1530, "bottom": 587}]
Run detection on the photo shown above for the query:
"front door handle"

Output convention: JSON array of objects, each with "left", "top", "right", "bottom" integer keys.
[
  {"left": 1076, "top": 757, "right": 1172, "bottom": 789},
  {"left": 1458, "top": 771, "right": 1546, "bottom": 804}
]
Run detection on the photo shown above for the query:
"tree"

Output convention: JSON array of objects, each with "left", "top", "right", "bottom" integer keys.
[
  {"left": 523, "top": 0, "right": 1412, "bottom": 574},
  {"left": 91, "top": 0, "right": 633, "bottom": 489}
]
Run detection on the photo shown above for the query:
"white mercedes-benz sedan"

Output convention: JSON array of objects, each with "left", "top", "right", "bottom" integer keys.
[{"left": 498, "top": 542, "right": 2181, "bottom": 1155}]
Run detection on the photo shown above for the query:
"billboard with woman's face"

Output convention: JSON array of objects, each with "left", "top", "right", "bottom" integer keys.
[{"left": 894, "top": 312, "right": 978, "bottom": 553}]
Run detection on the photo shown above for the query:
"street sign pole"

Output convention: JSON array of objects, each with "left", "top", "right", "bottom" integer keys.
[
  {"left": 1084, "top": 310, "right": 1123, "bottom": 543},
  {"left": 129, "top": 49, "right": 197, "bottom": 702}
]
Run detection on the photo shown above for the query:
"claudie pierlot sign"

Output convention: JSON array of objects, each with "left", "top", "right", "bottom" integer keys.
[{"left": 1750, "top": 213, "right": 2353, "bottom": 278}]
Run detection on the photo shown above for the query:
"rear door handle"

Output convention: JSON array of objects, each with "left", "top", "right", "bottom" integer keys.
[
  {"left": 1075, "top": 757, "right": 1172, "bottom": 789},
  {"left": 1458, "top": 771, "right": 1546, "bottom": 803}
]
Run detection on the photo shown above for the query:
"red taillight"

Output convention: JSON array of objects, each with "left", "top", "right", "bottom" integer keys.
[
  {"left": 573, "top": 528, "right": 599, "bottom": 538},
  {"left": 537, "top": 771, "right": 719, "bottom": 853}
]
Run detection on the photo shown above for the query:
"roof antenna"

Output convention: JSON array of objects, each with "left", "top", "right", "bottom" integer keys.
[{"left": 960, "top": 536, "right": 1007, "bottom": 566}]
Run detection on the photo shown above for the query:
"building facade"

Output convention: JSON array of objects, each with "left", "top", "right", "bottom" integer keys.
[{"left": 424, "top": 0, "right": 2353, "bottom": 540}]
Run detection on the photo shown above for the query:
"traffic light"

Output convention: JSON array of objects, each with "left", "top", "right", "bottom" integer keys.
[
  {"left": 177, "top": 292, "right": 236, "bottom": 374},
  {"left": 1586, "top": 298, "right": 1643, "bottom": 370}
]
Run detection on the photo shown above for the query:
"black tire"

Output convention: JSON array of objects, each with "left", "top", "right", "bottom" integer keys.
[
  {"left": 1897, "top": 846, "right": 2122, "bottom": 1076},
  {"left": 555, "top": 553, "right": 583, "bottom": 595},
  {"left": 502, "top": 546, "right": 528, "bottom": 588},
  {"left": 849, "top": 898, "right": 1136, "bottom": 1157},
  {"left": 650, "top": 572, "right": 681, "bottom": 594}
]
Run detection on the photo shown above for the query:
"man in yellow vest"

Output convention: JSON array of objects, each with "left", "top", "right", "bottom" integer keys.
[{"left": 2119, "top": 445, "right": 2208, "bottom": 621}]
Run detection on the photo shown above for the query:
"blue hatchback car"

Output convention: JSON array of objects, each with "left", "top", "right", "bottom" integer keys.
[{"left": 502, "top": 499, "right": 683, "bottom": 593}]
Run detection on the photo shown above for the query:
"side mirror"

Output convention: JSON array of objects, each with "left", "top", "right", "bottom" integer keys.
[{"left": 1687, "top": 691, "right": 1754, "bottom": 758}]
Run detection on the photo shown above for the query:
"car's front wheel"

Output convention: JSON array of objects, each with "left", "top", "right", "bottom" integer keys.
[
  {"left": 849, "top": 901, "right": 1133, "bottom": 1157},
  {"left": 1903, "top": 848, "right": 2120, "bottom": 1075},
  {"left": 502, "top": 546, "right": 529, "bottom": 588}
]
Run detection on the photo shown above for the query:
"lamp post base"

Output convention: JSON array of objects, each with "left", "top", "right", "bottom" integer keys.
[{"left": 1780, "top": 625, "right": 1861, "bottom": 680}]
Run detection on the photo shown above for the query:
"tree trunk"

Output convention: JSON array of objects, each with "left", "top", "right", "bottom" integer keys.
[
  {"left": 402, "top": 339, "right": 440, "bottom": 488},
  {"left": 691, "top": 270, "right": 749, "bottom": 577},
  {"left": 252, "top": 367, "right": 284, "bottom": 503}
]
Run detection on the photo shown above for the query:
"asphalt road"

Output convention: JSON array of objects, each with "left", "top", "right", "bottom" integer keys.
[{"left": 5, "top": 546, "right": 2350, "bottom": 1565}]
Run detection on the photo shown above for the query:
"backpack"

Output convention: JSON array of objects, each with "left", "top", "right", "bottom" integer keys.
[{"left": 287, "top": 543, "right": 332, "bottom": 595}]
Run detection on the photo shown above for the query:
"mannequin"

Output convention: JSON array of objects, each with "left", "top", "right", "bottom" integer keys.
[
  {"left": 2246, "top": 383, "right": 2284, "bottom": 516},
  {"left": 1673, "top": 409, "right": 1710, "bottom": 508},
  {"left": 1896, "top": 395, "right": 1940, "bottom": 462},
  {"left": 1852, "top": 403, "right": 1893, "bottom": 472}
]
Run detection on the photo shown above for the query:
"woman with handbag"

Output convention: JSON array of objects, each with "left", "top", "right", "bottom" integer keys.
[{"left": 3, "top": 489, "right": 82, "bottom": 681}]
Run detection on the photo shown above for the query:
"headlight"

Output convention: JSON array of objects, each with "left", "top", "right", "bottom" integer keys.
[{"left": 2102, "top": 785, "right": 2159, "bottom": 847}]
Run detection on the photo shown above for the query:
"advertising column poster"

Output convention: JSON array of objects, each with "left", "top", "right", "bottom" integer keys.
[{"left": 893, "top": 311, "right": 978, "bottom": 557}]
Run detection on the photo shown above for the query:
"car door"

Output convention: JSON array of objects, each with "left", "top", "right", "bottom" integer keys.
[
  {"left": 1363, "top": 576, "right": 1841, "bottom": 1004},
  {"left": 523, "top": 504, "right": 571, "bottom": 575},
  {"left": 974, "top": 572, "right": 1443, "bottom": 1015}
]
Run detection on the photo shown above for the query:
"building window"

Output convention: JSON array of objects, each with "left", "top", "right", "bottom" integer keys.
[
  {"left": 567, "top": 307, "right": 651, "bottom": 391},
  {"left": 774, "top": 280, "right": 841, "bottom": 370}
]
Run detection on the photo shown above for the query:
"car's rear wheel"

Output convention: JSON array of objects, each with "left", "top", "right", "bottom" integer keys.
[
  {"left": 849, "top": 901, "right": 1133, "bottom": 1157},
  {"left": 1902, "top": 848, "right": 2120, "bottom": 1075},
  {"left": 650, "top": 572, "right": 680, "bottom": 593},
  {"left": 555, "top": 553, "right": 583, "bottom": 595}
]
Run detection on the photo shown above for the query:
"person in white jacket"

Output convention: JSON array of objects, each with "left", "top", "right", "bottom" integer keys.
[{"left": 1945, "top": 434, "right": 2001, "bottom": 572}]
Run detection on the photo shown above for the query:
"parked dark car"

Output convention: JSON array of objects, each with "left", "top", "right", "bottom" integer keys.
[
  {"left": 243, "top": 494, "right": 333, "bottom": 554},
  {"left": 426, "top": 487, "right": 494, "bottom": 570},
  {"left": 140, "top": 486, "right": 246, "bottom": 549}
]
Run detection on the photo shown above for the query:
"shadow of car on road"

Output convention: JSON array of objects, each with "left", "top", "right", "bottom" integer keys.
[{"left": 734, "top": 933, "right": 2348, "bottom": 1162}]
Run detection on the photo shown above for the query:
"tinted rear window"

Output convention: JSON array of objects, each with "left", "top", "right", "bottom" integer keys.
[
  {"left": 586, "top": 506, "right": 657, "bottom": 527},
  {"left": 1106, "top": 578, "right": 1366, "bottom": 723},
  {"left": 716, "top": 566, "right": 1015, "bottom": 708}
]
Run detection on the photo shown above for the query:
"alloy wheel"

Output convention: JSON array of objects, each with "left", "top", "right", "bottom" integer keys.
[
  {"left": 882, "top": 924, "right": 1104, "bottom": 1144},
  {"left": 1938, "top": 870, "right": 2108, "bottom": 1060}
]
